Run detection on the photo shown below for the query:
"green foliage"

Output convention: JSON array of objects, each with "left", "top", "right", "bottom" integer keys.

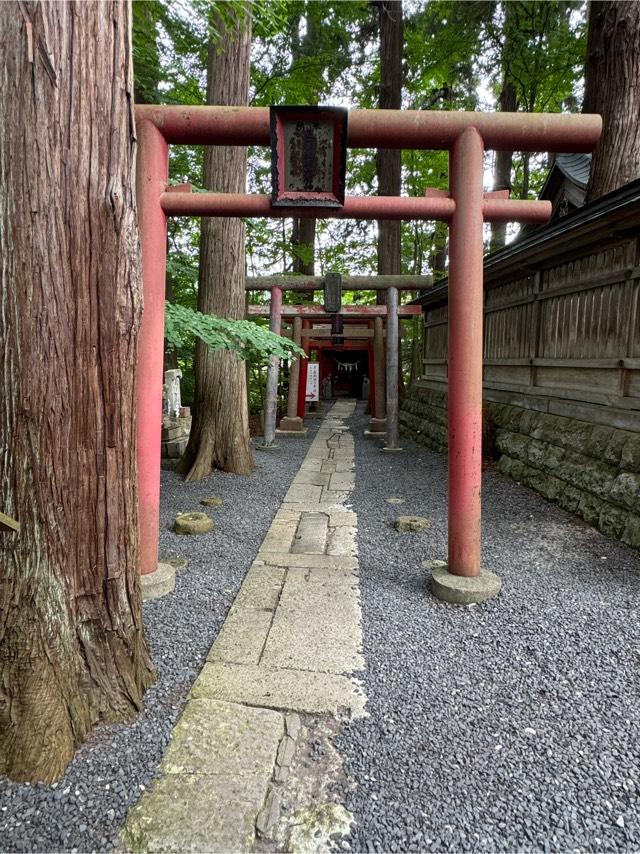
[{"left": 165, "top": 302, "right": 305, "bottom": 362}]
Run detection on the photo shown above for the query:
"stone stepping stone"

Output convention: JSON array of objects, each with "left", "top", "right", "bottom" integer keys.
[
  {"left": 174, "top": 512, "right": 214, "bottom": 535},
  {"left": 393, "top": 515, "right": 430, "bottom": 533},
  {"left": 201, "top": 495, "right": 223, "bottom": 507},
  {"left": 385, "top": 497, "right": 405, "bottom": 505}
]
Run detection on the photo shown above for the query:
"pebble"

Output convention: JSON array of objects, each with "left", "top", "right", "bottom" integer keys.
[{"left": 335, "top": 406, "right": 640, "bottom": 853}]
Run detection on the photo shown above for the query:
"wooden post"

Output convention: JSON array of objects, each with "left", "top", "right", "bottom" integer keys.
[
  {"left": 261, "top": 286, "right": 282, "bottom": 448},
  {"left": 384, "top": 286, "right": 401, "bottom": 449},
  {"left": 279, "top": 316, "right": 305, "bottom": 432},
  {"left": 369, "top": 315, "right": 387, "bottom": 433}
]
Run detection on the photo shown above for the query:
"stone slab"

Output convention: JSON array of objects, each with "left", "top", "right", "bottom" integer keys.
[
  {"left": 328, "top": 472, "right": 355, "bottom": 491},
  {"left": 233, "top": 564, "right": 285, "bottom": 611},
  {"left": 261, "top": 567, "right": 364, "bottom": 674},
  {"left": 290, "top": 512, "right": 329, "bottom": 554},
  {"left": 285, "top": 485, "right": 323, "bottom": 504},
  {"left": 191, "top": 662, "right": 367, "bottom": 718},
  {"left": 329, "top": 511, "right": 358, "bottom": 527},
  {"left": 123, "top": 699, "right": 284, "bottom": 853},
  {"left": 122, "top": 771, "right": 268, "bottom": 853},
  {"left": 291, "top": 471, "right": 331, "bottom": 487},
  {"left": 159, "top": 699, "right": 283, "bottom": 776},
  {"left": 259, "top": 553, "right": 358, "bottom": 571},
  {"left": 327, "top": 525, "right": 357, "bottom": 557},
  {"left": 208, "top": 605, "right": 274, "bottom": 665}
]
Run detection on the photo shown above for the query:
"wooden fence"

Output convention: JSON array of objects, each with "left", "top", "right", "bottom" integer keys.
[{"left": 418, "top": 180, "right": 640, "bottom": 432}]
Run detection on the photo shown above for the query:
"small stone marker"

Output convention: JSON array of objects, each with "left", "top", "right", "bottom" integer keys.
[
  {"left": 201, "top": 495, "right": 223, "bottom": 507},
  {"left": 385, "top": 497, "right": 405, "bottom": 505},
  {"left": 174, "top": 512, "right": 214, "bottom": 535},
  {"left": 393, "top": 516, "right": 430, "bottom": 533}
]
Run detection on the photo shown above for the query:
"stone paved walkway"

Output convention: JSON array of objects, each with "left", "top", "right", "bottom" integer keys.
[{"left": 122, "top": 400, "right": 365, "bottom": 853}]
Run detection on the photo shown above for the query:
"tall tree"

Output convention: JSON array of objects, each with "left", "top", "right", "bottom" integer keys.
[
  {"left": 179, "top": 4, "right": 254, "bottom": 479},
  {"left": 490, "top": 2, "right": 518, "bottom": 252},
  {"left": 376, "top": 0, "right": 404, "bottom": 287},
  {"left": 0, "top": 0, "right": 153, "bottom": 782},
  {"left": 584, "top": 0, "right": 640, "bottom": 201}
]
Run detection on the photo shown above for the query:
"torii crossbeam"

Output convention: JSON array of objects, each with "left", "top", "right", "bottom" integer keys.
[{"left": 135, "top": 104, "right": 600, "bottom": 600}]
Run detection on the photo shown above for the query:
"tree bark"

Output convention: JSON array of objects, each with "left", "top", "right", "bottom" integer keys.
[
  {"left": 584, "top": 0, "right": 640, "bottom": 201},
  {"left": 178, "top": 6, "right": 254, "bottom": 479},
  {"left": 490, "top": 80, "right": 518, "bottom": 252},
  {"left": 0, "top": 0, "right": 153, "bottom": 783},
  {"left": 376, "top": 0, "right": 403, "bottom": 295}
]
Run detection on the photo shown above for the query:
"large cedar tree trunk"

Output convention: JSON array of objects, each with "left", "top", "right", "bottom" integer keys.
[
  {"left": 376, "top": 1, "right": 403, "bottom": 290},
  {"left": 179, "top": 7, "right": 254, "bottom": 479},
  {"left": 0, "top": 1, "right": 153, "bottom": 783},
  {"left": 490, "top": 82, "right": 518, "bottom": 252},
  {"left": 584, "top": 0, "right": 640, "bottom": 201}
]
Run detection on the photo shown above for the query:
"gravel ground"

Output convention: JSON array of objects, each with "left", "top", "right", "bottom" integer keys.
[
  {"left": 0, "top": 427, "right": 316, "bottom": 853},
  {"left": 338, "top": 405, "right": 640, "bottom": 853}
]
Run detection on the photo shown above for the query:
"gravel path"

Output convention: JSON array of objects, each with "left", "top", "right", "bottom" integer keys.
[
  {"left": 338, "top": 405, "right": 640, "bottom": 853},
  {"left": 0, "top": 428, "right": 316, "bottom": 853}
]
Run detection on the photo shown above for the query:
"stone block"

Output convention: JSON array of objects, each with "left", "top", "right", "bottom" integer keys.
[
  {"left": 208, "top": 606, "right": 274, "bottom": 666},
  {"left": 159, "top": 699, "right": 283, "bottom": 777},
  {"left": 165, "top": 438, "right": 188, "bottom": 459},
  {"left": 586, "top": 425, "right": 615, "bottom": 461},
  {"left": 200, "top": 495, "right": 223, "bottom": 507},
  {"left": 609, "top": 471, "right": 640, "bottom": 512},
  {"left": 559, "top": 485, "right": 583, "bottom": 515},
  {"left": 122, "top": 772, "right": 267, "bottom": 853},
  {"left": 496, "top": 430, "right": 529, "bottom": 462},
  {"left": 621, "top": 434, "right": 640, "bottom": 473},
  {"left": 598, "top": 504, "right": 629, "bottom": 541},
  {"left": 603, "top": 430, "right": 629, "bottom": 467},
  {"left": 621, "top": 513, "right": 640, "bottom": 550},
  {"left": 577, "top": 492, "right": 603, "bottom": 527},
  {"left": 497, "top": 456, "right": 524, "bottom": 481},
  {"left": 174, "top": 512, "right": 214, "bottom": 535},
  {"left": 393, "top": 516, "right": 430, "bottom": 533},
  {"left": 191, "top": 662, "right": 367, "bottom": 718}
]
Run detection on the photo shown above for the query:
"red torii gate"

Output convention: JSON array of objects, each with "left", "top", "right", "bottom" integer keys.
[{"left": 135, "top": 104, "right": 600, "bottom": 600}]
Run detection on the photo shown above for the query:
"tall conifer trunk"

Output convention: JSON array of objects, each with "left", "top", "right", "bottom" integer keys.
[
  {"left": 179, "top": 6, "right": 254, "bottom": 479},
  {"left": 584, "top": 0, "right": 640, "bottom": 201},
  {"left": 0, "top": 0, "right": 153, "bottom": 783},
  {"left": 376, "top": 0, "right": 403, "bottom": 289}
]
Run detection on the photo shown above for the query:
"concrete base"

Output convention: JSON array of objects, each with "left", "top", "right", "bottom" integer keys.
[
  {"left": 368, "top": 418, "right": 387, "bottom": 433},
  {"left": 381, "top": 445, "right": 403, "bottom": 453},
  {"left": 161, "top": 555, "right": 188, "bottom": 571},
  {"left": 363, "top": 430, "right": 386, "bottom": 440},
  {"left": 431, "top": 565, "right": 502, "bottom": 605},
  {"left": 279, "top": 416, "right": 305, "bottom": 432},
  {"left": 141, "top": 562, "right": 176, "bottom": 602},
  {"left": 256, "top": 442, "right": 279, "bottom": 452}
]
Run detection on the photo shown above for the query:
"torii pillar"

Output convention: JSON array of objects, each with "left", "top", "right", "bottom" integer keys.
[
  {"left": 279, "top": 316, "right": 306, "bottom": 433},
  {"left": 368, "top": 315, "right": 387, "bottom": 434}
]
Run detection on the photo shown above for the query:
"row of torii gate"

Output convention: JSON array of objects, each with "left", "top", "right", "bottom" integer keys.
[
  {"left": 246, "top": 274, "right": 429, "bottom": 450},
  {"left": 136, "top": 103, "right": 600, "bottom": 600}
]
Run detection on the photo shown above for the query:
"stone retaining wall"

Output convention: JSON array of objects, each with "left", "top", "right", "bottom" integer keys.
[{"left": 400, "top": 383, "right": 640, "bottom": 551}]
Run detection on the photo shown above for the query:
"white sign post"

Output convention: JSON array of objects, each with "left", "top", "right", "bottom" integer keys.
[{"left": 305, "top": 363, "right": 320, "bottom": 403}]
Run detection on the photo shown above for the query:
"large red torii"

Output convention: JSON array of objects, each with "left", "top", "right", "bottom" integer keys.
[{"left": 135, "top": 104, "right": 600, "bottom": 601}]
